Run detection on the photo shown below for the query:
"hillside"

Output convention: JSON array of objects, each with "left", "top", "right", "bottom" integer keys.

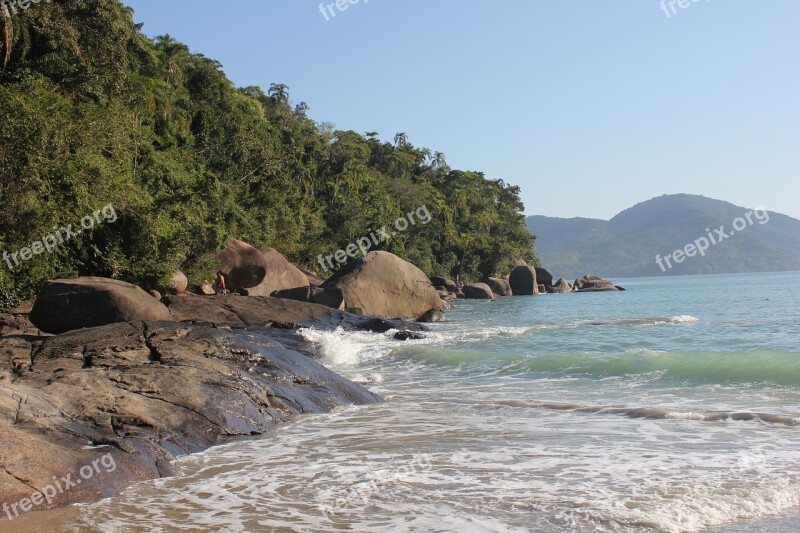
[
  {"left": 527, "top": 194, "right": 800, "bottom": 279},
  {"left": 0, "top": 0, "right": 535, "bottom": 308}
]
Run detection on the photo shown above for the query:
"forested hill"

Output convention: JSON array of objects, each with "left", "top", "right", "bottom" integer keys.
[
  {"left": 0, "top": 0, "right": 536, "bottom": 308},
  {"left": 527, "top": 194, "right": 800, "bottom": 280}
]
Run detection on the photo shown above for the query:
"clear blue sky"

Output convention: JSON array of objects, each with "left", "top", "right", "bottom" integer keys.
[{"left": 123, "top": 0, "right": 800, "bottom": 220}]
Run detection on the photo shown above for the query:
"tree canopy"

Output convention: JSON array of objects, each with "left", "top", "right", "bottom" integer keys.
[{"left": 0, "top": 0, "right": 536, "bottom": 308}]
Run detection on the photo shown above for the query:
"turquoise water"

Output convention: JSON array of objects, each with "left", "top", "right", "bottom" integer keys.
[{"left": 71, "top": 272, "right": 799, "bottom": 532}]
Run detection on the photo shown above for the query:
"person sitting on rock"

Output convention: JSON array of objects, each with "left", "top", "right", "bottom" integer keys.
[{"left": 215, "top": 271, "right": 228, "bottom": 295}]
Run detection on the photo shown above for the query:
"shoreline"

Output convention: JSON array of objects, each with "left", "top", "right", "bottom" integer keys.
[{"left": 0, "top": 294, "right": 429, "bottom": 523}]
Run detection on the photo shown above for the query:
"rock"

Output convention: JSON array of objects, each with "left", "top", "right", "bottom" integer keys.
[
  {"left": 272, "top": 286, "right": 313, "bottom": 302},
  {"left": 300, "top": 268, "right": 325, "bottom": 287},
  {"left": 463, "top": 283, "right": 495, "bottom": 300},
  {"left": 417, "top": 309, "right": 445, "bottom": 323},
  {"left": 0, "top": 314, "right": 42, "bottom": 337},
  {"left": 538, "top": 284, "right": 546, "bottom": 293},
  {"left": 217, "top": 240, "right": 308, "bottom": 297},
  {"left": 164, "top": 294, "right": 427, "bottom": 333},
  {"left": 394, "top": 331, "right": 426, "bottom": 341},
  {"left": 573, "top": 275, "right": 620, "bottom": 292},
  {"left": 535, "top": 267, "right": 554, "bottom": 287},
  {"left": 615, "top": 285, "right": 627, "bottom": 291},
  {"left": 148, "top": 290, "right": 162, "bottom": 300},
  {"left": 430, "top": 276, "right": 458, "bottom": 294},
  {"left": 164, "top": 271, "right": 188, "bottom": 295},
  {"left": 509, "top": 266, "right": 539, "bottom": 295},
  {"left": 0, "top": 320, "right": 380, "bottom": 517},
  {"left": 311, "top": 287, "right": 345, "bottom": 310},
  {"left": 322, "top": 251, "right": 445, "bottom": 321},
  {"left": 29, "top": 278, "right": 171, "bottom": 334},
  {"left": 484, "top": 277, "right": 512, "bottom": 296},
  {"left": 551, "top": 278, "right": 573, "bottom": 293},
  {"left": 199, "top": 282, "right": 216, "bottom": 296}
]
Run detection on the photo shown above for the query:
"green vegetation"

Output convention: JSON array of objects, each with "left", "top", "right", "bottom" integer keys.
[{"left": 0, "top": 0, "right": 536, "bottom": 308}]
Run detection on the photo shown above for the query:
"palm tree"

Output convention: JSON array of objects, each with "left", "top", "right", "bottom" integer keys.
[
  {"left": 394, "top": 132, "right": 408, "bottom": 147},
  {"left": 269, "top": 83, "right": 290, "bottom": 104}
]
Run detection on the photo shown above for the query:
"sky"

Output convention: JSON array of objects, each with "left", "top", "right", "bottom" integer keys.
[{"left": 123, "top": 0, "right": 800, "bottom": 220}]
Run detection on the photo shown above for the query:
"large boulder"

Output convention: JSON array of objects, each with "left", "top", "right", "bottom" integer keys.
[
  {"left": 29, "top": 278, "right": 171, "bottom": 334},
  {"left": 484, "top": 277, "right": 512, "bottom": 296},
  {"left": 322, "top": 251, "right": 446, "bottom": 321},
  {"left": 163, "top": 270, "right": 188, "bottom": 295},
  {"left": 217, "top": 240, "right": 309, "bottom": 297},
  {"left": 509, "top": 266, "right": 539, "bottom": 295},
  {"left": 430, "top": 276, "right": 458, "bottom": 294},
  {"left": 573, "top": 275, "right": 621, "bottom": 292},
  {"left": 534, "top": 267, "right": 554, "bottom": 288},
  {"left": 463, "top": 283, "right": 495, "bottom": 300},
  {"left": 551, "top": 278, "right": 573, "bottom": 293}
]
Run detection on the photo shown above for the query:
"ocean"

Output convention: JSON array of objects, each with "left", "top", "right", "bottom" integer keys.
[{"left": 22, "top": 272, "right": 800, "bottom": 532}]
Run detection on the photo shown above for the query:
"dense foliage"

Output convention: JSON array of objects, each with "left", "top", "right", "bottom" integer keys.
[{"left": 0, "top": 0, "right": 536, "bottom": 308}]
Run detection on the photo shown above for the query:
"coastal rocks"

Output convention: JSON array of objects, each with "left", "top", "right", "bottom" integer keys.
[
  {"left": 551, "top": 278, "right": 573, "bottom": 293},
  {"left": 394, "top": 331, "right": 426, "bottom": 341},
  {"left": 484, "top": 277, "right": 512, "bottom": 296},
  {"left": 271, "top": 286, "right": 346, "bottom": 311},
  {"left": 322, "top": 251, "right": 446, "bottom": 321},
  {"left": 164, "top": 294, "right": 427, "bottom": 333},
  {"left": 163, "top": 270, "right": 188, "bottom": 295},
  {"left": 217, "top": 240, "right": 309, "bottom": 297},
  {"left": 534, "top": 267, "right": 554, "bottom": 288},
  {"left": 430, "top": 276, "right": 459, "bottom": 294},
  {"left": 463, "top": 283, "right": 495, "bottom": 300},
  {"left": 199, "top": 282, "right": 216, "bottom": 296},
  {"left": 29, "top": 277, "right": 171, "bottom": 334},
  {"left": 573, "top": 275, "right": 623, "bottom": 292},
  {"left": 509, "top": 266, "right": 539, "bottom": 295},
  {"left": 0, "top": 320, "right": 381, "bottom": 517}
]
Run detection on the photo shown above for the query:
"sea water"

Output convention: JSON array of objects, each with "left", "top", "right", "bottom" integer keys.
[{"left": 58, "top": 272, "right": 800, "bottom": 532}]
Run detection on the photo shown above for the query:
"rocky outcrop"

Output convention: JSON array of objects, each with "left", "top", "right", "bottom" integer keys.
[
  {"left": 551, "top": 278, "right": 573, "bottom": 293},
  {"left": 463, "top": 283, "right": 494, "bottom": 300},
  {"left": 484, "top": 277, "right": 512, "bottom": 297},
  {"left": 271, "top": 286, "right": 346, "bottom": 311},
  {"left": 0, "top": 320, "right": 380, "bottom": 518},
  {"left": 322, "top": 251, "right": 446, "bottom": 321},
  {"left": 430, "top": 276, "right": 458, "bottom": 294},
  {"left": 217, "top": 240, "right": 309, "bottom": 297},
  {"left": 164, "top": 294, "right": 426, "bottom": 333},
  {"left": 29, "top": 278, "right": 171, "bottom": 334},
  {"left": 509, "top": 266, "right": 539, "bottom": 295},
  {"left": 573, "top": 275, "right": 623, "bottom": 292},
  {"left": 535, "top": 267, "right": 554, "bottom": 288}
]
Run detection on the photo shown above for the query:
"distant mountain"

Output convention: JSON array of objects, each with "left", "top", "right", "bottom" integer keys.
[{"left": 526, "top": 194, "right": 800, "bottom": 280}]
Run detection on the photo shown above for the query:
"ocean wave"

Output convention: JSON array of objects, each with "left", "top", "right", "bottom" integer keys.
[
  {"left": 414, "top": 348, "right": 800, "bottom": 385},
  {"left": 576, "top": 315, "right": 701, "bottom": 327},
  {"left": 482, "top": 400, "right": 800, "bottom": 427}
]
